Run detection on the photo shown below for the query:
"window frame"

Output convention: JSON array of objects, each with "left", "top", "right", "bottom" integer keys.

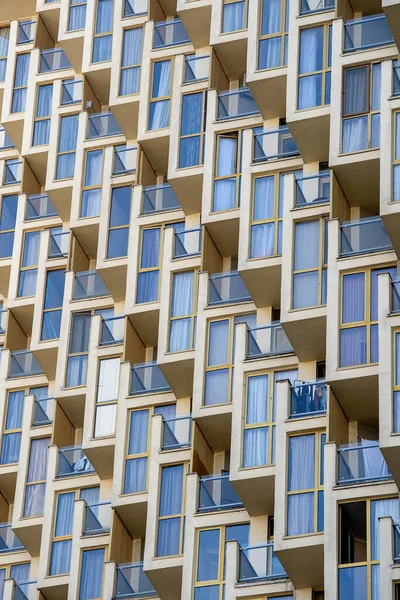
[
  {"left": 297, "top": 23, "right": 332, "bottom": 110},
  {"left": 148, "top": 59, "right": 173, "bottom": 131}
]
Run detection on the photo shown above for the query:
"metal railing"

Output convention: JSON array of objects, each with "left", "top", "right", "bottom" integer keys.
[
  {"left": 9, "top": 351, "right": 43, "bottom": 378},
  {"left": 0, "top": 523, "right": 24, "bottom": 553},
  {"left": 83, "top": 500, "right": 111, "bottom": 535},
  {"left": 0, "top": 308, "right": 7, "bottom": 334},
  {"left": 239, "top": 542, "right": 287, "bottom": 582},
  {"left": 4, "top": 160, "right": 22, "bottom": 185},
  {"left": 33, "top": 397, "right": 54, "bottom": 426},
  {"left": 142, "top": 184, "right": 180, "bottom": 214},
  {"left": 218, "top": 87, "right": 259, "bottom": 120},
  {"left": 337, "top": 442, "right": 391, "bottom": 485},
  {"left": 73, "top": 271, "right": 110, "bottom": 300},
  {"left": 290, "top": 381, "right": 327, "bottom": 418},
  {"left": 247, "top": 322, "right": 293, "bottom": 359},
  {"left": 174, "top": 228, "right": 202, "bottom": 258},
  {"left": 344, "top": 14, "right": 394, "bottom": 52},
  {"left": 295, "top": 171, "right": 330, "bottom": 206},
  {"left": 209, "top": 272, "right": 251, "bottom": 305},
  {"left": 61, "top": 79, "right": 82, "bottom": 105},
  {"left": 300, "top": 0, "right": 334, "bottom": 14},
  {"left": 87, "top": 112, "right": 122, "bottom": 139},
  {"left": 26, "top": 194, "right": 57, "bottom": 220},
  {"left": 113, "top": 146, "right": 137, "bottom": 175},
  {"left": 39, "top": 48, "right": 71, "bottom": 72},
  {"left": 0, "top": 126, "right": 14, "bottom": 150},
  {"left": 184, "top": 54, "right": 210, "bottom": 82},
  {"left": 48, "top": 230, "right": 69, "bottom": 258},
  {"left": 57, "top": 446, "right": 95, "bottom": 478},
  {"left": 162, "top": 415, "right": 192, "bottom": 450},
  {"left": 253, "top": 126, "right": 299, "bottom": 162},
  {"left": 18, "top": 20, "right": 35, "bottom": 44},
  {"left": 198, "top": 473, "right": 243, "bottom": 512},
  {"left": 153, "top": 18, "right": 190, "bottom": 48},
  {"left": 114, "top": 562, "right": 156, "bottom": 598},
  {"left": 131, "top": 362, "right": 171, "bottom": 395},
  {"left": 100, "top": 315, "right": 125, "bottom": 346},
  {"left": 340, "top": 217, "right": 392, "bottom": 257}
]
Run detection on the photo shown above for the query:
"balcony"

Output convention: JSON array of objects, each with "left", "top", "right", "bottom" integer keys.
[
  {"left": 87, "top": 112, "right": 122, "bottom": 139},
  {"left": 33, "top": 397, "right": 54, "bottom": 426},
  {"left": 173, "top": 228, "right": 202, "bottom": 259},
  {"left": 0, "top": 524, "right": 24, "bottom": 553},
  {"left": 17, "top": 20, "right": 35, "bottom": 44},
  {"left": 340, "top": 217, "right": 392, "bottom": 257},
  {"left": 247, "top": 322, "right": 293, "bottom": 359},
  {"left": 239, "top": 542, "right": 287, "bottom": 582},
  {"left": 0, "top": 308, "right": 7, "bottom": 334},
  {"left": 4, "top": 160, "right": 22, "bottom": 185},
  {"left": 57, "top": 446, "right": 95, "bottom": 478},
  {"left": 209, "top": 272, "right": 251, "bottom": 305},
  {"left": 61, "top": 79, "right": 82, "bottom": 105},
  {"left": 48, "top": 230, "right": 69, "bottom": 258},
  {"left": 114, "top": 562, "right": 156, "bottom": 599},
  {"left": 13, "top": 581, "right": 37, "bottom": 599},
  {"left": 153, "top": 19, "right": 190, "bottom": 49},
  {"left": 142, "top": 184, "right": 180, "bottom": 214},
  {"left": 113, "top": 146, "right": 137, "bottom": 175},
  {"left": 184, "top": 55, "right": 210, "bottom": 83},
  {"left": 9, "top": 351, "right": 43, "bottom": 378},
  {"left": 290, "top": 381, "right": 327, "bottom": 418},
  {"left": 344, "top": 14, "right": 394, "bottom": 53},
  {"left": 392, "top": 279, "right": 400, "bottom": 313},
  {"left": 131, "top": 362, "right": 171, "bottom": 395},
  {"left": 39, "top": 48, "right": 71, "bottom": 72},
  {"left": 162, "top": 415, "right": 192, "bottom": 450},
  {"left": 124, "top": 0, "right": 148, "bottom": 16},
  {"left": 100, "top": 315, "right": 125, "bottom": 346},
  {"left": 300, "top": 0, "right": 334, "bottom": 14},
  {"left": 394, "top": 523, "right": 400, "bottom": 563},
  {"left": 73, "top": 271, "right": 110, "bottom": 300},
  {"left": 217, "top": 88, "right": 259, "bottom": 120},
  {"left": 253, "top": 126, "right": 300, "bottom": 163},
  {"left": 394, "top": 60, "right": 400, "bottom": 97},
  {"left": 295, "top": 171, "right": 330, "bottom": 207},
  {"left": 0, "top": 127, "right": 14, "bottom": 150},
  {"left": 198, "top": 473, "right": 243, "bottom": 512},
  {"left": 337, "top": 441, "right": 391, "bottom": 485},
  {"left": 26, "top": 194, "right": 58, "bottom": 220},
  {"left": 83, "top": 500, "right": 111, "bottom": 535}
]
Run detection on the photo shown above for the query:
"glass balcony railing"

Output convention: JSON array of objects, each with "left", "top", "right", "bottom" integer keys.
[
  {"left": 40, "top": 48, "right": 71, "bottom": 72},
  {"left": 33, "top": 397, "right": 54, "bottom": 426},
  {"left": 114, "top": 562, "right": 156, "bottom": 599},
  {"left": 73, "top": 271, "right": 110, "bottom": 300},
  {"left": 57, "top": 446, "right": 95, "bottom": 478},
  {"left": 198, "top": 473, "right": 243, "bottom": 512},
  {"left": 209, "top": 272, "right": 251, "bottom": 305},
  {"left": 253, "top": 126, "right": 300, "bottom": 162},
  {"left": 124, "top": 0, "right": 148, "bottom": 16},
  {"left": 0, "top": 524, "right": 24, "bottom": 553},
  {"left": 0, "top": 308, "right": 7, "bottom": 334},
  {"left": 337, "top": 441, "right": 391, "bottom": 485},
  {"left": 184, "top": 54, "right": 210, "bottom": 83},
  {"left": 113, "top": 146, "right": 137, "bottom": 175},
  {"left": 340, "top": 217, "right": 392, "bottom": 257},
  {"left": 18, "top": 20, "right": 35, "bottom": 44},
  {"left": 4, "top": 160, "right": 22, "bottom": 185},
  {"left": 0, "top": 126, "right": 14, "bottom": 150},
  {"left": 394, "top": 523, "right": 400, "bottom": 563},
  {"left": 14, "top": 580, "right": 37, "bottom": 600},
  {"left": 300, "top": 0, "right": 334, "bottom": 14},
  {"left": 100, "top": 315, "right": 125, "bottom": 346},
  {"left": 344, "top": 14, "right": 394, "bottom": 53},
  {"left": 62, "top": 79, "right": 82, "bottom": 105},
  {"left": 162, "top": 414, "right": 192, "bottom": 450},
  {"left": 48, "top": 230, "right": 69, "bottom": 258},
  {"left": 153, "top": 19, "right": 190, "bottom": 48},
  {"left": 131, "top": 362, "right": 171, "bottom": 395},
  {"left": 87, "top": 112, "right": 122, "bottom": 139},
  {"left": 394, "top": 60, "right": 400, "bottom": 97},
  {"left": 142, "top": 184, "right": 180, "bottom": 214},
  {"left": 392, "top": 279, "right": 400, "bottom": 313},
  {"left": 83, "top": 500, "right": 111, "bottom": 535},
  {"left": 9, "top": 351, "right": 43, "bottom": 378},
  {"left": 217, "top": 88, "right": 260, "bottom": 120},
  {"left": 290, "top": 381, "right": 327, "bottom": 418},
  {"left": 239, "top": 542, "right": 287, "bottom": 582},
  {"left": 174, "top": 228, "right": 202, "bottom": 258},
  {"left": 247, "top": 322, "right": 293, "bottom": 359},
  {"left": 295, "top": 171, "right": 330, "bottom": 207},
  {"left": 26, "top": 194, "right": 57, "bottom": 220}
]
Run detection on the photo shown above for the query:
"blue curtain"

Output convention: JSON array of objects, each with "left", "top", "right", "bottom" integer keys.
[
  {"left": 169, "top": 271, "right": 194, "bottom": 351},
  {"left": 79, "top": 548, "right": 104, "bottom": 600},
  {"left": 157, "top": 464, "right": 183, "bottom": 556},
  {"left": 69, "top": 0, "right": 87, "bottom": 31},
  {"left": 213, "top": 137, "right": 238, "bottom": 211},
  {"left": 120, "top": 28, "right": 143, "bottom": 95},
  {"left": 12, "top": 53, "right": 30, "bottom": 113},
  {"left": 222, "top": 1, "right": 245, "bottom": 32},
  {"left": 298, "top": 26, "right": 323, "bottom": 109}
]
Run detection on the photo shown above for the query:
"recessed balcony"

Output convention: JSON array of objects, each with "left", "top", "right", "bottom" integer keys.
[
  {"left": 39, "top": 48, "right": 72, "bottom": 73},
  {"left": 173, "top": 227, "right": 202, "bottom": 259},
  {"left": 0, "top": 523, "right": 24, "bottom": 553},
  {"left": 340, "top": 217, "right": 392, "bottom": 258},
  {"left": 253, "top": 126, "right": 300, "bottom": 163},
  {"left": 343, "top": 14, "right": 394, "bottom": 53},
  {"left": 337, "top": 441, "right": 391, "bottom": 485},
  {"left": 86, "top": 112, "right": 122, "bottom": 140},
  {"left": 153, "top": 19, "right": 190, "bottom": 49},
  {"left": 72, "top": 271, "right": 110, "bottom": 301},
  {"left": 142, "top": 184, "right": 180, "bottom": 215},
  {"left": 239, "top": 542, "right": 287, "bottom": 583},
  {"left": 198, "top": 473, "right": 243, "bottom": 513},
  {"left": 25, "top": 194, "right": 58, "bottom": 221},
  {"left": 208, "top": 271, "right": 252, "bottom": 306},
  {"left": 83, "top": 500, "right": 111, "bottom": 536},
  {"left": 8, "top": 350, "right": 43, "bottom": 378},
  {"left": 131, "top": 362, "right": 171, "bottom": 396},
  {"left": 161, "top": 414, "right": 192, "bottom": 451},
  {"left": 247, "top": 322, "right": 294, "bottom": 359},
  {"left": 290, "top": 381, "right": 327, "bottom": 419},
  {"left": 114, "top": 562, "right": 157, "bottom": 599},
  {"left": 56, "top": 446, "right": 95, "bottom": 478},
  {"left": 217, "top": 88, "right": 260, "bottom": 121}
]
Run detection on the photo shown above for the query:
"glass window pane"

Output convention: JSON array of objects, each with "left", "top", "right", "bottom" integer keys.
[
  {"left": 288, "top": 434, "right": 315, "bottom": 490},
  {"left": 208, "top": 320, "right": 229, "bottom": 366},
  {"left": 159, "top": 464, "right": 183, "bottom": 516},
  {"left": 344, "top": 67, "right": 368, "bottom": 116},
  {"left": 197, "top": 529, "right": 220, "bottom": 581},
  {"left": 342, "top": 273, "right": 365, "bottom": 323},
  {"left": 181, "top": 93, "right": 202, "bottom": 135},
  {"left": 97, "top": 358, "right": 120, "bottom": 402},
  {"left": 294, "top": 220, "right": 319, "bottom": 270},
  {"left": 110, "top": 186, "right": 131, "bottom": 226},
  {"left": 79, "top": 548, "right": 104, "bottom": 600},
  {"left": 128, "top": 410, "right": 149, "bottom": 454}
]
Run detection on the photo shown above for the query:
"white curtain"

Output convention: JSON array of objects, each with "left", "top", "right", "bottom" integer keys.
[
  {"left": 12, "top": 53, "right": 30, "bottom": 113},
  {"left": 169, "top": 271, "right": 194, "bottom": 351},
  {"left": 250, "top": 223, "right": 275, "bottom": 258},
  {"left": 0, "top": 27, "right": 9, "bottom": 81},
  {"left": 243, "top": 428, "right": 268, "bottom": 467},
  {"left": 292, "top": 220, "right": 319, "bottom": 308},
  {"left": 261, "top": 0, "right": 281, "bottom": 35},
  {"left": 342, "top": 116, "right": 368, "bottom": 153},
  {"left": 293, "top": 271, "right": 319, "bottom": 309},
  {"left": 24, "top": 437, "right": 49, "bottom": 517},
  {"left": 370, "top": 497, "right": 399, "bottom": 562},
  {"left": 340, "top": 327, "right": 366, "bottom": 367},
  {"left": 66, "top": 355, "right": 88, "bottom": 387},
  {"left": 287, "top": 492, "right": 314, "bottom": 535},
  {"left": 149, "top": 60, "right": 171, "bottom": 129},
  {"left": 97, "top": 358, "right": 120, "bottom": 402},
  {"left": 208, "top": 320, "right": 229, "bottom": 366},
  {"left": 59, "top": 115, "right": 78, "bottom": 152},
  {"left": 344, "top": 67, "right": 368, "bottom": 115},
  {"left": 23, "top": 231, "right": 40, "bottom": 266},
  {"left": 120, "top": 28, "right": 142, "bottom": 95},
  {"left": 298, "top": 27, "right": 323, "bottom": 109},
  {"left": 361, "top": 439, "right": 390, "bottom": 481},
  {"left": 222, "top": 1, "right": 244, "bottom": 32},
  {"left": 70, "top": 313, "right": 91, "bottom": 353},
  {"left": 259, "top": 37, "right": 281, "bottom": 70},
  {"left": 213, "top": 137, "right": 238, "bottom": 211},
  {"left": 81, "top": 189, "right": 101, "bottom": 217},
  {"left": 246, "top": 374, "right": 269, "bottom": 423},
  {"left": 50, "top": 492, "right": 74, "bottom": 575},
  {"left": 33, "top": 84, "right": 52, "bottom": 145},
  {"left": 288, "top": 434, "right": 315, "bottom": 490},
  {"left": 127, "top": 410, "right": 149, "bottom": 454},
  {"left": 79, "top": 548, "right": 104, "bottom": 600},
  {"left": 95, "top": 404, "right": 116, "bottom": 437},
  {"left": 85, "top": 150, "right": 103, "bottom": 187},
  {"left": 124, "top": 457, "right": 148, "bottom": 493},
  {"left": 342, "top": 272, "right": 365, "bottom": 323},
  {"left": 205, "top": 369, "right": 229, "bottom": 405},
  {"left": 253, "top": 175, "right": 274, "bottom": 220}
]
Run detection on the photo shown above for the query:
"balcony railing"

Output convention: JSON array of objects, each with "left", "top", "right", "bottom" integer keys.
[
  {"left": 83, "top": 500, "right": 111, "bottom": 535},
  {"left": 18, "top": 20, "right": 35, "bottom": 44},
  {"left": 9, "top": 351, "right": 43, "bottom": 378},
  {"left": 57, "top": 446, "right": 95, "bottom": 478},
  {"left": 198, "top": 473, "right": 243, "bottom": 512},
  {"left": 253, "top": 126, "right": 300, "bottom": 162},
  {"left": 48, "top": 230, "right": 69, "bottom": 258},
  {"left": 340, "top": 217, "right": 392, "bottom": 257},
  {"left": 290, "top": 381, "right": 327, "bottom": 418},
  {"left": 301, "top": 0, "right": 334, "bottom": 13},
  {"left": 394, "top": 60, "right": 400, "bottom": 97},
  {"left": 394, "top": 523, "right": 400, "bottom": 563},
  {"left": 174, "top": 228, "right": 202, "bottom": 258},
  {"left": 131, "top": 362, "right": 171, "bottom": 395},
  {"left": 142, "top": 184, "right": 180, "bottom": 214},
  {"left": 217, "top": 88, "right": 260, "bottom": 120},
  {"left": 209, "top": 272, "right": 251, "bottom": 305},
  {"left": 14, "top": 580, "right": 37, "bottom": 600},
  {"left": 0, "top": 126, "right": 14, "bottom": 150},
  {"left": 153, "top": 19, "right": 190, "bottom": 48},
  {"left": 0, "top": 524, "right": 24, "bottom": 553},
  {"left": 113, "top": 146, "right": 137, "bottom": 175},
  {"left": 33, "top": 397, "right": 54, "bottom": 426},
  {"left": 247, "top": 322, "right": 293, "bottom": 359},
  {"left": 40, "top": 48, "right": 71, "bottom": 72},
  {"left": 162, "top": 415, "right": 192, "bottom": 450},
  {"left": 124, "top": 0, "right": 148, "bottom": 16},
  {"left": 62, "top": 79, "right": 82, "bottom": 105},
  {"left": 4, "top": 160, "right": 22, "bottom": 185},
  {"left": 0, "top": 308, "right": 7, "bottom": 334},
  {"left": 337, "top": 441, "right": 391, "bottom": 485},
  {"left": 26, "top": 194, "right": 57, "bottom": 220},
  {"left": 100, "top": 315, "right": 125, "bottom": 346},
  {"left": 392, "top": 279, "right": 400, "bottom": 313},
  {"left": 295, "top": 171, "right": 330, "bottom": 207},
  {"left": 239, "top": 542, "right": 287, "bottom": 582},
  {"left": 73, "top": 271, "right": 110, "bottom": 300},
  {"left": 184, "top": 54, "right": 210, "bottom": 83},
  {"left": 114, "top": 562, "right": 156, "bottom": 599},
  {"left": 344, "top": 14, "right": 394, "bottom": 53},
  {"left": 87, "top": 112, "right": 122, "bottom": 139}
]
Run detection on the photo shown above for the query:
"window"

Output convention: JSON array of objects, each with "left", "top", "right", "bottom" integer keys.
[
  {"left": 342, "top": 63, "right": 381, "bottom": 154},
  {"left": 4, "top": 159, "right": 22, "bottom": 185},
  {"left": 12, "top": 53, "right": 30, "bottom": 113},
  {"left": 222, "top": 0, "right": 246, "bottom": 33},
  {"left": 32, "top": 84, "right": 53, "bottom": 146},
  {"left": 0, "top": 28, "right": 10, "bottom": 82},
  {"left": 124, "top": 0, "right": 147, "bottom": 16},
  {"left": 340, "top": 266, "right": 396, "bottom": 367},
  {"left": 169, "top": 271, "right": 197, "bottom": 352},
  {"left": 81, "top": 150, "right": 103, "bottom": 218},
  {"left": 213, "top": 131, "right": 242, "bottom": 212},
  {"left": 184, "top": 54, "right": 210, "bottom": 83},
  {"left": 92, "top": 0, "right": 114, "bottom": 63},
  {"left": 292, "top": 218, "right": 327, "bottom": 309},
  {"left": 24, "top": 437, "right": 50, "bottom": 517},
  {"left": 41, "top": 270, "right": 65, "bottom": 340},
  {"left": 179, "top": 92, "right": 206, "bottom": 168},
  {"left": 258, "top": 0, "right": 289, "bottom": 70},
  {"left": 393, "top": 111, "right": 400, "bottom": 201},
  {"left": 0, "top": 194, "right": 18, "bottom": 258},
  {"left": 124, "top": 409, "right": 150, "bottom": 494},
  {"left": 68, "top": 0, "right": 87, "bottom": 31},
  {"left": 66, "top": 312, "right": 91, "bottom": 387},
  {"left": 107, "top": 186, "right": 131, "bottom": 259},
  {"left": 119, "top": 28, "right": 143, "bottom": 96},
  {"left": 204, "top": 314, "right": 256, "bottom": 405},
  {"left": 149, "top": 60, "right": 171, "bottom": 130},
  {"left": 94, "top": 357, "right": 119, "bottom": 437},
  {"left": 56, "top": 114, "right": 79, "bottom": 180},
  {"left": 156, "top": 464, "right": 186, "bottom": 556},
  {"left": 62, "top": 79, "right": 82, "bottom": 105},
  {"left": 287, "top": 431, "right": 325, "bottom": 536},
  {"left": 0, "top": 391, "right": 24, "bottom": 464},
  {"left": 79, "top": 548, "right": 105, "bottom": 600},
  {"left": 136, "top": 227, "right": 162, "bottom": 303},
  {"left": 18, "top": 231, "right": 40, "bottom": 297},
  {"left": 298, "top": 24, "right": 331, "bottom": 110},
  {"left": 0, "top": 564, "right": 30, "bottom": 600}
]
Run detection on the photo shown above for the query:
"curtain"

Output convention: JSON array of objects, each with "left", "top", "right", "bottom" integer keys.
[
  {"left": 247, "top": 374, "right": 268, "bottom": 423},
  {"left": 137, "top": 272, "right": 159, "bottom": 303},
  {"left": 95, "top": 404, "right": 116, "bottom": 437},
  {"left": 287, "top": 492, "right": 314, "bottom": 535},
  {"left": 169, "top": 271, "right": 194, "bottom": 351},
  {"left": 0, "top": 27, "right": 9, "bottom": 56},
  {"left": 371, "top": 63, "right": 381, "bottom": 111},
  {"left": 213, "top": 137, "right": 238, "bottom": 211},
  {"left": 361, "top": 439, "right": 390, "bottom": 482},
  {"left": 157, "top": 518, "right": 181, "bottom": 556},
  {"left": 179, "top": 136, "right": 201, "bottom": 168},
  {"left": 205, "top": 369, "right": 229, "bottom": 405},
  {"left": 181, "top": 93, "right": 202, "bottom": 136},
  {"left": 243, "top": 428, "right": 268, "bottom": 467},
  {"left": 110, "top": 186, "right": 131, "bottom": 226},
  {"left": 81, "top": 190, "right": 101, "bottom": 217},
  {"left": 96, "top": 0, "right": 112, "bottom": 33},
  {"left": 149, "top": 99, "right": 170, "bottom": 130},
  {"left": 97, "top": 358, "right": 120, "bottom": 402},
  {"left": 44, "top": 269, "right": 65, "bottom": 310},
  {"left": 159, "top": 464, "right": 183, "bottom": 516},
  {"left": 342, "top": 272, "right": 365, "bottom": 323},
  {"left": 0, "top": 432, "right": 21, "bottom": 464},
  {"left": 51, "top": 540, "right": 72, "bottom": 575},
  {"left": 70, "top": 313, "right": 91, "bottom": 353},
  {"left": 222, "top": 1, "right": 244, "bottom": 32},
  {"left": 69, "top": 2, "right": 87, "bottom": 31},
  {"left": 253, "top": 175, "right": 274, "bottom": 220},
  {"left": 36, "top": 84, "right": 53, "bottom": 117},
  {"left": 344, "top": 66, "right": 368, "bottom": 115},
  {"left": 24, "top": 437, "right": 49, "bottom": 516},
  {"left": 208, "top": 320, "right": 229, "bottom": 366},
  {"left": 85, "top": 150, "right": 102, "bottom": 186},
  {"left": 6, "top": 391, "right": 24, "bottom": 429},
  {"left": 288, "top": 434, "right": 315, "bottom": 490},
  {"left": 370, "top": 497, "right": 399, "bottom": 560},
  {"left": 273, "top": 370, "right": 298, "bottom": 423},
  {"left": 23, "top": 231, "right": 40, "bottom": 266},
  {"left": 293, "top": 271, "right": 319, "bottom": 309},
  {"left": 12, "top": 53, "right": 30, "bottom": 113},
  {"left": 79, "top": 548, "right": 104, "bottom": 600},
  {"left": 259, "top": 37, "right": 281, "bottom": 70},
  {"left": 128, "top": 410, "right": 149, "bottom": 454},
  {"left": 59, "top": 115, "right": 78, "bottom": 152},
  {"left": 0, "top": 194, "right": 18, "bottom": 230},
  {"left": 342, "top": 116, "right": 368, "bottom": 153},
  {"left": 140, "top": 228, "right": 160, "bottom": 268},
  {"left": 298, "top": 27, "right": 323, "bottom": 109},
  {"left": 55, "top": 492, "right": 75, "bottom": 536},
  {"left": 92, "top": 35, "right": 112, "bottom": 62},
  {"left": 66, "top": 355, "right": 88, "bottom": 387},
  {"left": 33, "top": 120, "right": 50, "bottom": 146},
  {"left": 294, "top": 220, "right": 319, "bottom": 270},
  {"left": 340, "top": 327, "right": 366, "bottom": 367},
  {"left": 149, "top": 60, "right": 171, "bottom": 129},
  {"left": 261, "top": 0, "right": 280, "bottom": 35},
  {"left": 56, "top": 153, "right": 76, "bottom": 180},
  {"left": 250, "top": 223, "right": 275, "bottom": 258},
  {"left": 120, "top": 28, "right": 142, "bottom": 95}
]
